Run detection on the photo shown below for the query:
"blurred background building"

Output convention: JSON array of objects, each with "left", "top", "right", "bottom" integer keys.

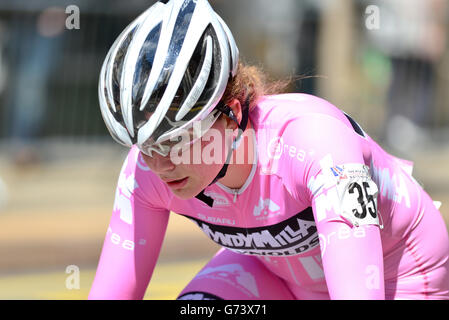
[{"left": 0, "top": 0, "right": 448, "bottom": 299}]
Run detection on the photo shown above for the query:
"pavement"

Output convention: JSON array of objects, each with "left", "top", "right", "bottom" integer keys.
[
  {"left": 0, "top": 259, "right": 210, "bottom": 300},
  {"left": 0, "top": 139, "right": 448, "bottom": 299}
]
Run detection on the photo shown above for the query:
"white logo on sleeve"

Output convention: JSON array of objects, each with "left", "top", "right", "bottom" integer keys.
[
  {"left": 114, "top": 158, "right": 139, "bottom": 225},
  {"left": 371, "top": 163, "right": 411, "bottom": 209},
  {"left": 107, "top": 227, "right": 147, "bottom": 251}
]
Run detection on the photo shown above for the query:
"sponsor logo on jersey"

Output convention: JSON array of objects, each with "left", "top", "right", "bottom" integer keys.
[
  {"left": 199, "top": 191, "right": 230, "bottom": 208},
  {"left": 196, "top": 264, "right": 260, "bottom": 298},
  {"left": 267, "top": 136, "right": 283, "bottom": 160},
  {"left": 330, "top": 165, "right": 346, "bottom": 178},
  {"left": 253, "top": 198, "right": 281, "bottom": 220},
  {"left": 259, "top": 128, "right": 308, "bottom": 175},
  {"left": 197, "top": 213, "right": 236, "bottom": 226},
  {"left": 267, "top": 136, "right": 307, "bottom": 163},
  {"left": 184, "top": 207, "right": 319, "bottom": 256}
]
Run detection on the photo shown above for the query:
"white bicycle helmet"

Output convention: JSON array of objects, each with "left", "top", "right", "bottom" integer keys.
[{"left": 98, "top": 0, "right": 239, "bottom": 154}]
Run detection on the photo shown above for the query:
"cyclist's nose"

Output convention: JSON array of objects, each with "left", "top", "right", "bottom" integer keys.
[{"left": 145, "top": 152, "right": 176, "bottom": 174}]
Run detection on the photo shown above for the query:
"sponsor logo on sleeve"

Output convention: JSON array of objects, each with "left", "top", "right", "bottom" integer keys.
[
  {"left": 106, "top": 227, "right": 147, "bottom": 251},
  {"left": 114, "top": 157, "right": 139, "bottom": 225},
  {"left": 371, "top": 163, "right": 411, "bottom": 209},
  {"left": 197, "top": 213, "right": 236, "bottom": 226}
]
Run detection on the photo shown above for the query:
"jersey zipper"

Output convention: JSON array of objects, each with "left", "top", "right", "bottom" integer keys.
[{"left": 233, "top": 189, "right": 238, "bottom": 203}]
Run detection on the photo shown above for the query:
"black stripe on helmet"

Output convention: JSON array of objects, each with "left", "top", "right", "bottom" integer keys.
[
  {"left": 146, "top": 0, "right": 197, "bottom": 108},
  {"left": 169, "top": 24, "right": 217, "bottom": 121},
  {"left": 132, "top": 22, "right": 162, "bottom": 108},
  {"left": 190, "top": 25, "right": 223, "bottom": 116},
  {"left": 110, "top": 26, "right": 138, "bottom": 126},
  {"left": 164, "top": 0, "right": 197, "bottom": 66}
]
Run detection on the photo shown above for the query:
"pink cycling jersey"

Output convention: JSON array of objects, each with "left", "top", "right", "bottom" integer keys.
[{"left": 89, "top": 93, "right": 449, "bottom": 300}]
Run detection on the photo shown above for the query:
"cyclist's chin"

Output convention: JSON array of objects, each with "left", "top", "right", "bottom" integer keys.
[
  {"left": 171, "top": 185, "right": 199, "bottom": 200},
  {"left": 170, "top": 176, "right": 213, "bottom": 200}
]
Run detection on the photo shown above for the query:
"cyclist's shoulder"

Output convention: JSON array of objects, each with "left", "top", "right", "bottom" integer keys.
[
  {"left": 252, "top": 94, "right": 349, "bottom": 132},
  {"left": 253, "top": 96, "right": 376, "bottom": 186},
  {"left": 253, "top": 94, "right": 360, "bottom": 147},
  {"left": 257, "top": 93, "right": 343, "bottom": 113}
]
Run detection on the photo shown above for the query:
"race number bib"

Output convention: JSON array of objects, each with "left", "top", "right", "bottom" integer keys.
[{"left": 332, "top": 164, "right": 381, "bottom": 228}]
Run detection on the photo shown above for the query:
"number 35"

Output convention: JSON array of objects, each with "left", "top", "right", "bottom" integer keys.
[{"left": 348, "top": 182, "right": 377, "bottom": 219}]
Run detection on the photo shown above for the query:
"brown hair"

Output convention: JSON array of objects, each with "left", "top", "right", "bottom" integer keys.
[{"left": 221, "top": 62, "right": 292, "bottom": 112}]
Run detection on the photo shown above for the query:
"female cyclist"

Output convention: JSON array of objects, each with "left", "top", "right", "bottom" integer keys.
[{"left": 88, "top": 0, "right": 449, "bottom": 300}]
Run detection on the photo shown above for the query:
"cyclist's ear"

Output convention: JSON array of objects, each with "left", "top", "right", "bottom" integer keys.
[{"left": 225, "top": 99, "right": 242, "bottom": 130}]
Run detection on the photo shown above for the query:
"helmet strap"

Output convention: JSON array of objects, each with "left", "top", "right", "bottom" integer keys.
[{"left": 195, "top": 98, "right": 250, "bottom": 207}]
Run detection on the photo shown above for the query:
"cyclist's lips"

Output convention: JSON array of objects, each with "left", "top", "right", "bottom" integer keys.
[{"left": 163, "top": 177, "right": 189, "bottom": 189}]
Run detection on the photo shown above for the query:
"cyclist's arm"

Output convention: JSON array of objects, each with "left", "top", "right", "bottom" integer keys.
[
  {"left": 88, "top": 151, "right": 170, "bottom": 300},
  {"left": 286, "top": 114, "right": 385, "bottom": 299}
]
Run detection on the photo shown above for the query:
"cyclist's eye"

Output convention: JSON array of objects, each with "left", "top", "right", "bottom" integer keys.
[
  {"left": 160, "top": 140, "right": 175, "bottom": 148},
  {"left": 163, "top": 135, "right": 184, "bottom": 146}
]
